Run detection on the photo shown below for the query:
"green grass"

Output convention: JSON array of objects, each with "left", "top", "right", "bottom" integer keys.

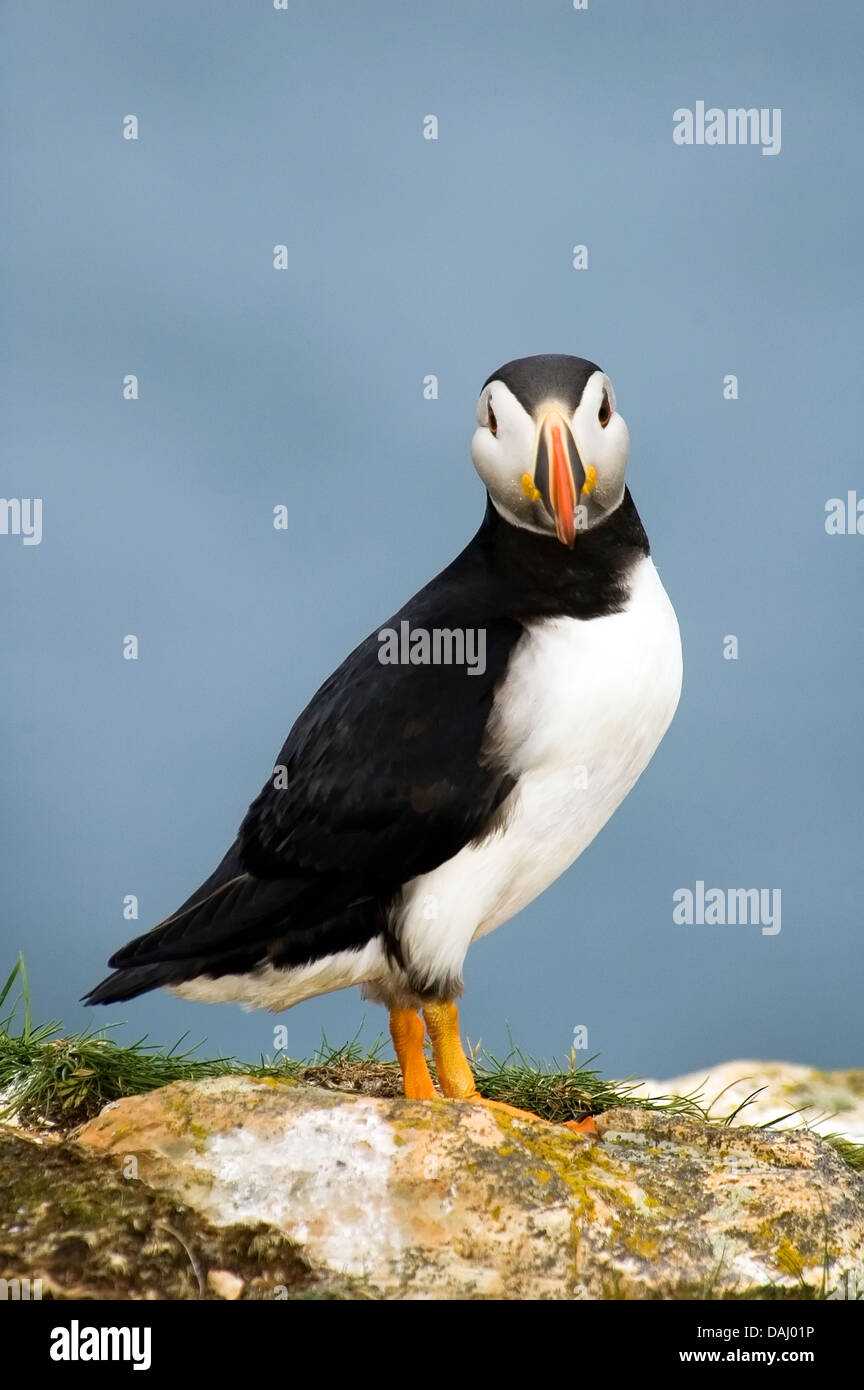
[
  {"left": 1, "top": 956, "right": 863, "bottom": 1175},
  {"left": 467, "top": 1038, "right": 709, "bottom": 1123},
  {"left": 821, "top": 1134, "right": 864, "bottom": 1174}
]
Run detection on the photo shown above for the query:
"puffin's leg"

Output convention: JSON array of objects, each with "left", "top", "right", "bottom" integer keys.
[
  {"left": 389, "top": 1007, "right": 437, "bottom": 1101},
  {"left": 420, "top": 1002, "right": 476, "bottom": 1099},
  {"left": 422, "top": 1000, "right": 544, "bottom": 1121},
  {"left": 422, "top": 1000, "right": 597, "bottom": 1134}
]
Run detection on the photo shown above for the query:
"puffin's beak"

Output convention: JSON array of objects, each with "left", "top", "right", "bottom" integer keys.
[{"left": 532, "top": 410, "right": 586, "bottom": 549}]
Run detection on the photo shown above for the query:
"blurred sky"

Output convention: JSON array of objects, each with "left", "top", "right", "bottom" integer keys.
[{"left": 2, "top": 0, "right": 862, "bottom": 1079}]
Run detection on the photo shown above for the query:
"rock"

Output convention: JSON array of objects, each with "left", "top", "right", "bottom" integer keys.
[
  {"left": 635, "top": 1060, "right": 864, "bottom": 1143},
  {"left": 206, "top": 1268, "right": 245, "bottom": 1300},
  {"left": 74, "top": 1074, "right": 864, "bottom": 1300},
  {"left": 0, "top": 1126, "right": 353, "bottom": 1300}
]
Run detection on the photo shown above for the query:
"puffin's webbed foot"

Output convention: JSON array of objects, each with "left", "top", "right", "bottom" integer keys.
[{"left": 421, "top": 1000, "right": 596, "bottom": 1133}]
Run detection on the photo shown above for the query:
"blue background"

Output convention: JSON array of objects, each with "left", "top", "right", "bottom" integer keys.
[{"left": 3, "top": 0, "right": 861, "bottom": 1078}]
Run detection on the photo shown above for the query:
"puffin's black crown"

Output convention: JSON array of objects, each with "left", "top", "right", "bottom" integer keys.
[{"left": 482, "top": 354, "right": 603, "bottom": 419}]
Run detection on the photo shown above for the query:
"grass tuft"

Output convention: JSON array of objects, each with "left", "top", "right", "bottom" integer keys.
[
  {"left": 0, "top": 955, "right": 235, "bottom": 1126},
  {"left": 468, "top": 1041, "right": 709, "bottom": 1123}
]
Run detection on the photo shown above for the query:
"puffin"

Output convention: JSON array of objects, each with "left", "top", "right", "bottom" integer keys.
[{"left": 86, "top": 354, "right": 682, "bottom": 1125}]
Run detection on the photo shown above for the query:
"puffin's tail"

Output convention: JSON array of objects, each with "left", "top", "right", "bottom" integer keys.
[
  {"left": 82, "top": 842, "right": 296, "bottom": 1006},
  {"left": 83, "top": 960, "right": 197, "bottom": 1004}
]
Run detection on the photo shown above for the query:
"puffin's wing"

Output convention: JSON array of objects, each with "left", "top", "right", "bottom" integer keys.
[
  {"left": 85, "top": 598, "right": 523, "bottom": 999},
  {"left": 241, "top": 611, "right": 521, "bottom": 887}
]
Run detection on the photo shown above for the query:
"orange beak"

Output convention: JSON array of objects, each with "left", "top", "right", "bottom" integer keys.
[{"left": 532, "top": 410, "right": 586, "bottom": 548}]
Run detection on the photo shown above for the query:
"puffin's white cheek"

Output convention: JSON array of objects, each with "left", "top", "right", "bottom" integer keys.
[
  {"left": 470, "top": 431, "right": 494, "bottom": 484},
  {"left": 599, "top": 419, "right": 629, "bottom": 477},
  {"left": 470, "top": 431, "right": 487, "bottom": 474},
  {"left": 615, "top": 416, "right": 630, "bottom": 457}
]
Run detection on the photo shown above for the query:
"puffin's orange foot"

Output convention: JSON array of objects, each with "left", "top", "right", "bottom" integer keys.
[
  {"left": 465, "top": 1094, "right": 555, "bottom": 1124},
  {"left": 564, "top": 1115, "right": 598, "bottom": 1136},
  {"left": 469, "top": 1095, "right": 596, "bottom": 1134},
  {"left": 419, "top": 1001, "right": 593, "bottom": 1133}
]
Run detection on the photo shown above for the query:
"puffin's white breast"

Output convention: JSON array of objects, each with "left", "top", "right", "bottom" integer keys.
[{"left": 396, "top": 556, "right": 682, "bottom": 988}]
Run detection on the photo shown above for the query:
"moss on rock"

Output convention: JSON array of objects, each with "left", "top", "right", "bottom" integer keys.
[{"left": 0, "top": 1129, "right": 359, "bottom": 1300}]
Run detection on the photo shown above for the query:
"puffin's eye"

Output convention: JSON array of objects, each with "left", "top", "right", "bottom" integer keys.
[
  {"left": 598, "top": 390, "right": 612, "bottom": 428},
  {"left": 487, "top": 401, "right": 498, "bottom": 436}
]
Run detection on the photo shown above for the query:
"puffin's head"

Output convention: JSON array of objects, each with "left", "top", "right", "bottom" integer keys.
[{"left": 470, "top": 354, "right": 630, "bottom": 547}]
